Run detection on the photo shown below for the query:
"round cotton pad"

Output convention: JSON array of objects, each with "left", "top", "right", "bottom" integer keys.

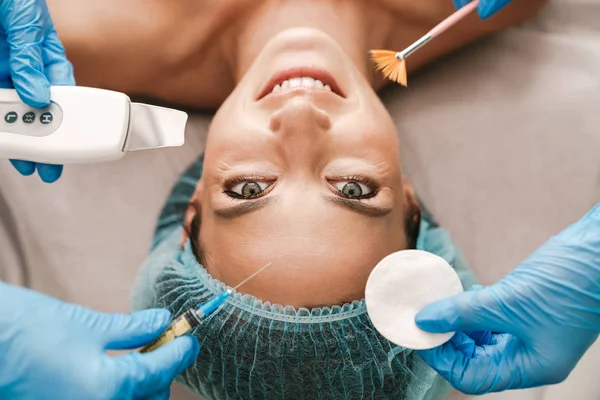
[{"left": 365, "top": 249, "right": 463, "bottom": 350}]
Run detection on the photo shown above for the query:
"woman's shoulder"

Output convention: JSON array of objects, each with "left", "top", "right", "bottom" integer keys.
[{"left": 48, "top": 0, "right": 238, "bottom": 109}]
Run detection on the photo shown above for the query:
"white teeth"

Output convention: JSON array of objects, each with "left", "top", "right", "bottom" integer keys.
[
  {"left": 288, "top": 77, "right": 302, "bottom": 88},
  {"left": 301, "top": 77, "right": 315, "bottom": 87},
  {"left": 270, "top": 76, "right": 334, "bottom": 94}
]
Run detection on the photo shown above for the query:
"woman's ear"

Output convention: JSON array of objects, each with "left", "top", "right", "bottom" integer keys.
[
  {"left": 181, "top": 203, "right": 198, "bottom": 249},
  {"left": 402, "top": 176, "right": 421, "bottom": 249},
  {"left": 181, "top": 185, "right": 202, "bottom": 248},
  {"left": 402, "top": 175, "right": 415, "bottom": 197}
]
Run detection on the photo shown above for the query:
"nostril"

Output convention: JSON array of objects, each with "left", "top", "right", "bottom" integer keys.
[
  {"left": 314, "top": 108, "right": 331, "bottom": 130},
  {"left": 269, "top": 109, "right": 283, "bottom": 131},
  {"left": 269, "top": 115, "right": 281, "bottom": 131}
]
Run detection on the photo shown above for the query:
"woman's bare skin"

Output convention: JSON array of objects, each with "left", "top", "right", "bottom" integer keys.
[{"left": 48, "top": 0, "right": 546, "bottom": 111}]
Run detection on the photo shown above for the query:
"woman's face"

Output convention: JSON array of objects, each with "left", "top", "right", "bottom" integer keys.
[{"left": 185, "top": 28, "right": 416, "bottom": 308}]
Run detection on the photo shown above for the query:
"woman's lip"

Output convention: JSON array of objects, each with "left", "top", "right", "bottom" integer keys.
[{"left": 257, "top": 67, "right": 345, "bottom": 100}]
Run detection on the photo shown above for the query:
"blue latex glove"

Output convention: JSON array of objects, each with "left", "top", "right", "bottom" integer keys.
[
  {"left": 0, "top": 0, "right": 75, "bottom": 183},
  {"left": 454, "top": 0, "right": 512, "bottom": 19},
  {"left": 415, "top": 203, "right": 600, "bottom": 394},
  {"left": 0, "top": 282, "right": 200, "bottom": 400}
]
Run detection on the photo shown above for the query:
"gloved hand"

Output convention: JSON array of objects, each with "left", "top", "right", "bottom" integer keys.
[
  {"left": 454, "top": 0, "right": 513, "bottom": 19},
  {"left": 0, "top": 282, "right": 200, "bottom": 400},
  {"left": 415, "top": 203, "right": 600, "bottom": 395},
  {"left": 0, "top": 0, "right": 74, "bottom": 183}
]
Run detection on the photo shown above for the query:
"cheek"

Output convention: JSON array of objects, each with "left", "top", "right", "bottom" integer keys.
[
  {"left": 333, "top": 109, "right": 399, "bottom": 157},
  {"left": 205, "top": 114, "right": 275, "bottom": 165}
]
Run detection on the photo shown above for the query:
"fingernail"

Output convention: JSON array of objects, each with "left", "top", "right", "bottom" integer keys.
[
  {"left": 415, "top": 320, "right": 440, "bottom": 333},
  {"left": 38, "top": 164, "right": 63, "bottom": 183},
  {"left": 10, "top": 160, "right": 35, "bottom": 176},
  {"left": 189, "top": 336, "right": 201, "bottom": 358},
  {"left": 14, "top": 72, "right": 51, "bottom": 108},
  {"left": 153, "top": 309, "right": 172, "bottom": 329},
  {"left": 187, "top": 336, "right": 201, "bottom": 363},
  {"left": 414, "top": 314, "right": 440, "bottom": 332},
  {"left": 415, "top": 304, "right": 450, "bottom": 333},
  {"left": 478, "top": 1, "right": 496, "bottom": 19},
  {"left": 453, "top": 0, "right": 471, "bottom": 9}
]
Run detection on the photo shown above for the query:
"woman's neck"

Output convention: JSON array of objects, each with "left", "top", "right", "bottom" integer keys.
[{"left": 224, "top": 1, "right": 395, "bottom": 88}]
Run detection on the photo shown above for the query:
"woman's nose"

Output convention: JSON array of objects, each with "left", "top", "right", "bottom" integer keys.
[{"left": 269, "top": 97, "right": 332, "bottom": 135}]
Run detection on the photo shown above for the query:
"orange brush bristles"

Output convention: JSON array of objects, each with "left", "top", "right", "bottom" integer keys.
[{"left": 370, "top": 49, "right": 407, "bottom": 87}]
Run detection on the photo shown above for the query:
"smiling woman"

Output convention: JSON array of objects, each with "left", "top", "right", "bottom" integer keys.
[
  {"left": 75, "top": 0, "right": 553, "bottom": 398},
  {"left": 180, "top": 28, "right": 422, "bottom": 308}
]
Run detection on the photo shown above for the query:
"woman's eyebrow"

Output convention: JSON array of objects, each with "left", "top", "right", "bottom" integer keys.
[
  {"left": 213, "top": 197, "right": 275, "bottom": 219},
  {"left": 325, "top": 196, "right": 391, "bottom": 218}
]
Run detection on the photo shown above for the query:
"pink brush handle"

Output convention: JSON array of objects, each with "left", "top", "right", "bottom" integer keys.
[{"left": 428, "top": 0, "right": 480, "bottom": 38}]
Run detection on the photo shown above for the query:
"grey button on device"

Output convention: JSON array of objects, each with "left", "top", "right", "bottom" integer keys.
[
  {"left": 22, "top": 112, "right": 35, "bottom": 124},
  {"left": 0, "top": 100, "right": 63, "bottom": 138},
  {"left": 5, "top": 111, "right": 17, "bottom": 123},
  {"left": 40, "top": 112, "right": 53, "bottom": 124}
]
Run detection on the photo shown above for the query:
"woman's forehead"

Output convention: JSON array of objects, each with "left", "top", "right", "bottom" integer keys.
[{"left": 198, "top": 195, "right": 406, "bottom": 307}]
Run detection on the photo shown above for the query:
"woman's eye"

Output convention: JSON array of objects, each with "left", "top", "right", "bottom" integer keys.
[
  {"left": 334, "top": 181, "right": 374, "bottom": 199},
  {"left": 227, "top": 181, "right": 270, "bottom": 199}
]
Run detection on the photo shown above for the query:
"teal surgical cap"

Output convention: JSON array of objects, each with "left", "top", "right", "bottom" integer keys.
[{"left": 131, "top": 157, "right": 476, "bottom": 400}]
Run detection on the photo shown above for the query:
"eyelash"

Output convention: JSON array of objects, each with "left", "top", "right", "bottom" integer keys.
[
  {"left": 223, "top": 175, "right": 276, "bottom": 199},
  {"left": 328, "top": 175, "right": 379, "bottom": 199},
  {"left": 222, "top": 175, "right": 379, "bottom": 200}
]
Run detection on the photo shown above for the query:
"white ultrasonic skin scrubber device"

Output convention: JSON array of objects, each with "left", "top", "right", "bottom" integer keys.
[{"left": 0, "top": 86, "right": 187, "bottom": 164}]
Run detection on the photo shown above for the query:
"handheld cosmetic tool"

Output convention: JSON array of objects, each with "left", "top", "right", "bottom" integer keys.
[
  {"left": 370, "top": 0, "right": 480, "bottom": 86},
  {"left": 0, "top": 86, "right": 187, "bottom": 164},
  {"left": 139, "top": 262, "right": 273, "bottom": 353}
]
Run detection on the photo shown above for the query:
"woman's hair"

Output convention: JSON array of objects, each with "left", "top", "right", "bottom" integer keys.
[{"left": 186, "top": 198, "right": 422, "bottom": 272}]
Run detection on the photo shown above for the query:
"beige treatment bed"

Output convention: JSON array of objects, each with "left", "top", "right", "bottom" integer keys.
[{"left": 1, "top": 1, "right": 599, "bottom": 399}]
